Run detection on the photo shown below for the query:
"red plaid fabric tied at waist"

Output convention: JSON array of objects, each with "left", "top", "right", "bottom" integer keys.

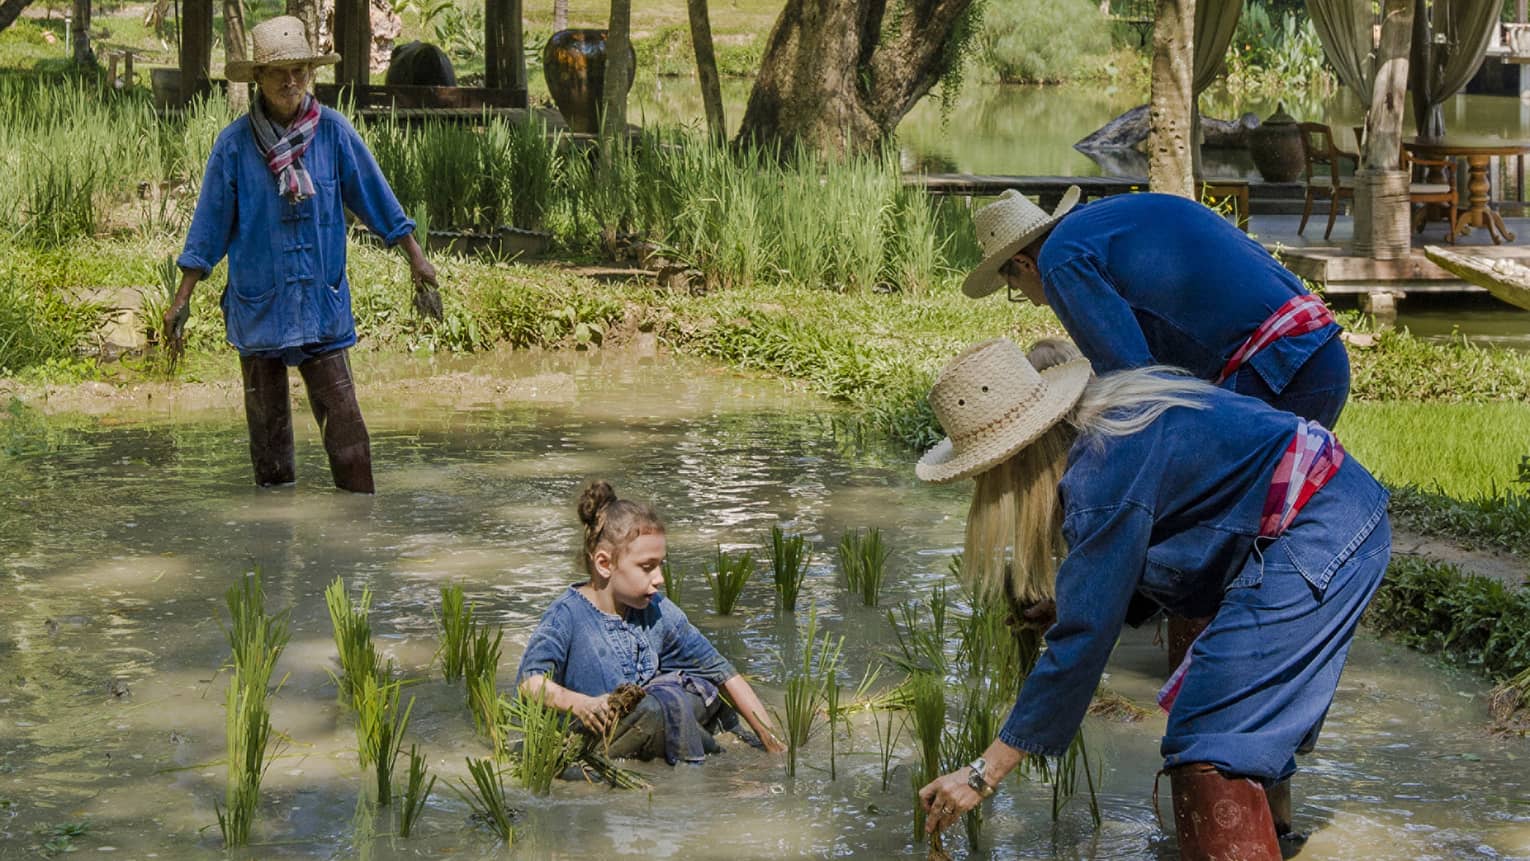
[
  {"left": 1215, "top": 293, "right": 1336, "bottom": 385},
  {"left": 1157, "top": 420, "right": 1344, "bottom": 713},
  {"left": 1259, "top": 419, "right": 1344, "bottom": 538}
]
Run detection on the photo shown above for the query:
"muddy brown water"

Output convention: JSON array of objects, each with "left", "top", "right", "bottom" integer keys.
[{"left": 2, "top": 351, "right": 1528, "bottom": 858}]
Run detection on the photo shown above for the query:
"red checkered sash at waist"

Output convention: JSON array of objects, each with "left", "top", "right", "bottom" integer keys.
[
  {"left": 1157, "top": 420, "right": 1344, "bottom": 713},
  {"left": 1215, "top": 294, "right": 1336, "bottom": 385}
]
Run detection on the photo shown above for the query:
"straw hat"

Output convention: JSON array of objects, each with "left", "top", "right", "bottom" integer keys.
[
  {"left": 915, "top": 338, "right": 1092, "bottom": 484},
  {"left": 226, "top": 16, "right": 340, "bottom": 83},
  {"left": 962, "top": 187, "right": 1081, "bottom": 299}
]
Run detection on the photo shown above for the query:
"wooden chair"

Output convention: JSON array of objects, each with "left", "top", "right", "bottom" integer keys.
[
  {"left": 1298, "top": 122, "right": 1358, "bottom": 239},
  {"left": 1401, "top": 149, "right": 1458, "bottom": 243},
  {"left": 1351, "top": 124, "right": 1459, "bottom": 243}
]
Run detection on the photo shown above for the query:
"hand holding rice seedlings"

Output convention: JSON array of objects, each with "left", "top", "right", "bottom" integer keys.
[
  {"left": 705, "top": 546, "right": 755, "bottom": 615},
  {"left": 435, "top": 584, "right": 473, "bottom": 682},
  {"left": 769, "top": 525, "right": 811, "bottom": 612},
  {"left": 216, "top": 571, "right": 291, "bottom": 849},
  {"left": 838, "top": 528, "right": 891, "bottom": 606},
  {"left": 453, "top": 757, "right": 516, "bottom": 843},
  {"left": 325, "top": 576, "right": 382, "bottom": 707}
]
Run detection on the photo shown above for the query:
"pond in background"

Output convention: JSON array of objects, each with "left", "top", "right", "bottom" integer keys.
[{"left": 2, "top": 350, "right": 1528, "bottom": 859}]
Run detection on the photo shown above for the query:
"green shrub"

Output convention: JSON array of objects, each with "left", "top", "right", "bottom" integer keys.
[
  {"left": 977, "top": 0, "right": 1113, "bottom": 84},
  {"left": 1368, "top": 557, "right": 1530, "bottom": 683}
]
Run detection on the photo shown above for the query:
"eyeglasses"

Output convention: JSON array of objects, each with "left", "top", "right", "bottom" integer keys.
[{"left": 998, "top": 260, "right": 1027, "bottom": 304}]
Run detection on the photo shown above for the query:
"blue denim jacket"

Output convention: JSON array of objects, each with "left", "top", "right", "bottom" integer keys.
[
  {"left": 996, "top": 385, "right": 1388, "bottom": 757},
  {"left": 177, "top": 107, "right": 414, "bottom": 355},
  {"left": 515, "top": 586, "right": 738, "bottom": 697},
  {"left": 1038, "top": 193, "right": 1340, "bottom": 395}
]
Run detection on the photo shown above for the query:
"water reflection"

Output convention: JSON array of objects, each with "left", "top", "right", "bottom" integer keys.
[{"left": 1, "top": 353, "right": 1528, "bottom": 859}]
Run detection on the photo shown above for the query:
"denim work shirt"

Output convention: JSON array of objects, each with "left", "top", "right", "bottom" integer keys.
[
  {"left": 515, "top": 586, "right": 738, "bottom": 697},
  {"left": 997, "top": 385, "right": 1388, "bottom": 758},
  {"left": 177, "top": 107, "right": 414, "bottom": 356},
  {"left": 1038, "top": 193, "right": 1340, "bottom": 395}
]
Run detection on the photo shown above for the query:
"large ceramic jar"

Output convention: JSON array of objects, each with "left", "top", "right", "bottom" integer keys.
[
  {"left": 542, "top": 29, "right": 636, "bottom": 135},
  {"left": 1247, "top": 103, "right": 1306, "bottom": 183}
]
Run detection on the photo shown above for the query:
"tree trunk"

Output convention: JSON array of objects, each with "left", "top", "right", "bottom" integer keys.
[
  {"left": 1353, "top": 0, "right": 1414, "bottom": 260},
  {"left": 553, "top": 0, "right": 566, "bottom": 31},
  {"left": 687, "top": 0, "right": 725, "bottom": 141},
  {"left": 72, "top": 0, "right": 95, "bottom": 66},
  {"left": 287, "top": 0, "right": 321, "bottom": 50},
  {"left": 1148, "top": 0, "right": 1193, "bottom": 196},
  {"left": 733, "top": 0, "right": 979, "bottom": 157},
  {"left": 224, "top": 0, "right": 249, "bottom": 111},
  {"left": 0, "top": 0, "right": 36, "bottom": 33}
]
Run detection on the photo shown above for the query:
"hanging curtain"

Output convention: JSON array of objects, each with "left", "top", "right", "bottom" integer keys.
[
  {"left": 1193, "top": 0, "right": 1246, "bottom": 95},
  {"left": 1306, "top": 0, "right": 1376, "bottom": 106},
  {"left": 1410, "top": 0, "right": 1498, "bottom": 138}
]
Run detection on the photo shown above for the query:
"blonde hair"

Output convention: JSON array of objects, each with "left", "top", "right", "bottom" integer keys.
[
  {"left": 959, "top": 349, "right": 1217, "bottom": 607},
  {"left": 577, "top": 480, "right": 665, "bottom": 578}
]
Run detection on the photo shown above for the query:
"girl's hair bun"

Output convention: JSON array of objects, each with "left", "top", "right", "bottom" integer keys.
[{"left": 578, "top": 480, "right": 617, "bottom": 528}]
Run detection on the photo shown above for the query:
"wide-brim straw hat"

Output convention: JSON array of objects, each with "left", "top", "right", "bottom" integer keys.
[
  {"left": 962, "top": 186, "right": 1081, "bottom": 299},
  {"left": 226, "top": 16, "right": 340, "bottom": 82},
  {"left": 916, "top": 338, "right": 1092, "bottom": 484}
]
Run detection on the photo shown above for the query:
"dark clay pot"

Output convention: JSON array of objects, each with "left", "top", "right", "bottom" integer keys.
[
  {"left": 1247, "top": 103, "right": 1305, "bottom": 183},
  {"left": 542, "top": 29, "right": 636, "bottom": 135}
]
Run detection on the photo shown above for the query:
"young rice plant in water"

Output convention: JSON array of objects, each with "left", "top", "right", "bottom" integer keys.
[
  {"left": 454, "top": 757, "right": 515, "bottom": 843},
  {"left": 397, "top": 744, "right": 436, "bottom": 838},
  {"left": 769, "top": 525, "right": 811, "bottom": 612},
  {"left": 216, "top": 571, "right": 291, "bottom": 848},
  {"left": 503, "top": 693, "right": 580, "bottom": 795},
  {"left": 464, "top": 621, "right": 505, "bottom": 744},
  {"left": 706, "top": 546, "right": 755, "bottom": 615},
  {"left": 838, "top": 528, "right": 891, "bottom": 606},
  {"left": 435, "top": 583, "right": 473, "bottom": 682},
  {"left": 353, "top": 673, "right": 414, "bottom": 805},
  {"left": 325, "top": 576, "right": 382, "bottom": 706},
  {"left": 780, "top": 609, "right": 843, "bottom": 778}
]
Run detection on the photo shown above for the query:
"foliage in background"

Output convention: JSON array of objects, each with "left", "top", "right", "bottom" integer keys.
[
  {"left": 1223, "top": 1, "right": 1335, "bottom": 103},
  {"left": 975, "top": 0, "right": 1115, "bottom": 84}
]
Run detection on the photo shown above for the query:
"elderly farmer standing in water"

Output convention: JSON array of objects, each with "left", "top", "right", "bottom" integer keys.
[
  {"left": 164, "top": 16, "right": 441, "bottom": 494},
  {"left": 914, "top": 338, "right": 1390, "bottom": 860}
]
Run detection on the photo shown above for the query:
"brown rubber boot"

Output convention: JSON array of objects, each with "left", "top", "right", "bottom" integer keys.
[
  {"left": 298, "top": 349, "right": 374, "bottom": 494},
  {"left": 1167, "top": 615, "right": 1214, "bottom": 670},
  {"left": 1168, "top": 762, "right": 1282, "bottom": 861},
  {"left": 240, "top": 355, "right": 296, "bottom": 487},
  {"left": 1265, "top": 778, "right": 1309, "bottom": 858}
]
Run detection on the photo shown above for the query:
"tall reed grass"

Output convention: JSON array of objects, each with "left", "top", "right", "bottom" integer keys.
[
  {"left": 769, "top": 526, "right": 810, "bottom": 612},
  {"left": 216, "top": 571, "right": 291, "bottom": 849}
]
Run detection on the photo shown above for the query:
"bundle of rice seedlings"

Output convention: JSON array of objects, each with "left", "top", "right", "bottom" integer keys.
[
  {"left": 705, "top": 546, "right": 755, "bottom": 615},
  {"left": 396, "top": 744, "right": 435, "bottom": 838},
  {"left": 769, "top": 525, "right": 810, "bottom": 612},
  {"left": 435, "top": 584, "right": 473, "bottom": 682},
  {"left": 453, "top": 757, "right": 515, "bottom": 843},
  {"left": 780, "top": 609, "right": 843, "bottom": 778},
  {"left": 353, "top": 673, "right": 414, "bottom": 805},
  {"left": 325, "top": 576, "right": 381, "bottom": 707},
  {"left": 838, "top": 528, "right": 891, "bottom": 606},
  {"left": 216, "top": 571, "right": 291, "bottom": 849}
]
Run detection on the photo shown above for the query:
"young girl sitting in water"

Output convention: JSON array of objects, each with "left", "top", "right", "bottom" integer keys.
[{"left": 516, "top": 480, "right": 785, "bottom": 763}]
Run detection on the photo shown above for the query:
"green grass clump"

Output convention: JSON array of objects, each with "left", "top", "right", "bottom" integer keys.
[
  {"left": 838, "top": 528, "right": 891, "bottom": 607},
  {"left": 325, "top": 577, "right": 383, "bottom": 707},
  {"left": 453, "top": 757, "right": 515, "bottom": 843},
  {"left": 705, "top": 546, "right": 755, "bottom": 615},
  {"left": 216, "top": 571, "right": 291, "bottom": 849},
  {"left": 779, "top": 609, "right": 843, "bottom": 778},
  {"left": 1388, "top": 485, "right": 1530, "bottom": 558},
  {"left": 769, "top": 525, "right": 810, "bottom": 612},
  {"left": 435, "top": 584, "right": 473, "bottom": 682},
  {"left": 503, "top": 694, "right": 581, "bottom": 796},
  {"left": 397, "top": 745, "right": 436, "bottom": 838},
  {"left": 354, "top": 673, "right": 414, "bottom": 805}
]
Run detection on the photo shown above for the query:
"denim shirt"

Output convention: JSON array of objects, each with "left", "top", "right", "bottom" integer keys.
[
  {"left": 1038, "top": 194, "right": 1340, "bottom": 395},
  {"left": 996, "top": 385, "right": 1388, "bottom": 757},
  {"left": 177, "top": 107, "right": 414, "bottom": 355},
  {"left": 515, "top": 586, "right": 738, "bottom": 697}
]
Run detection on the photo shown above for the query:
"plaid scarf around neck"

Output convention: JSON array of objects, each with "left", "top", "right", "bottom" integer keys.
[{"left": 250, "top": 93, "right": 322, "bottom": 203}]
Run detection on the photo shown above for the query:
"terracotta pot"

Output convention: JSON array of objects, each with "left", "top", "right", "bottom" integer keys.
[
  {"left": 1248, "top": 103, "right": 1305, "bottom": 183},
  {"left": 542, "top": 29, "right": 636, "bottom": 135}
]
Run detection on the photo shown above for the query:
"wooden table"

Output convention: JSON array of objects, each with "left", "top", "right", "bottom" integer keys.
[{"left": 1404, "top": 137, "right": 1530, "bottom": 244}]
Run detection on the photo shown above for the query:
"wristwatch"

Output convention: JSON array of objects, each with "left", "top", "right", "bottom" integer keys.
[{"left": 967, "top": 756, "right": 995, "bottom": 797}]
